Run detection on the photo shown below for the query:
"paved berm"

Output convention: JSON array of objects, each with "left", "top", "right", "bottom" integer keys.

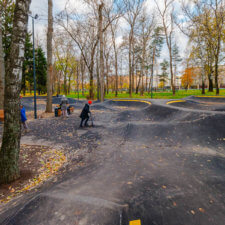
[{"left": 0, "top": 97, "right": 225, "bottom": 225}]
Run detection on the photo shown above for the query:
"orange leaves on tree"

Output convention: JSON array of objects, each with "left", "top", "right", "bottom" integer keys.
[{"left": 181, "top": 68, "right": 196, "bottom": 89}]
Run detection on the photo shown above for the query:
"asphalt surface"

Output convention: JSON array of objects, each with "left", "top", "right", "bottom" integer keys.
[{"left": 0, "top": 97, "right": 225, "bottom": 225}]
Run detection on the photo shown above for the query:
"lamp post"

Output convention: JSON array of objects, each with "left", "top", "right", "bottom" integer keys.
[{"left": 29, "top": 14, "right": 38, "bottom": 119}]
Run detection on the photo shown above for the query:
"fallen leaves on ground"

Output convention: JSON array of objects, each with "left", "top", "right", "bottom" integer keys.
[
  {"left": 19, "top": 150, "right": 66, "bottom": 193},
  {"left": 199, "top": 208, "right": 205, "bottom": 213},
  {"left": 0, "top": 146, "right": 67, "bottom": 205}
]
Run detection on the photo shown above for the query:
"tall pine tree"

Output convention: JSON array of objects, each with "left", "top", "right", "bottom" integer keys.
[
  {"left": 36, "top": 47, "right": 47, "bottom": 95},
  {"left": 22, "top": 34, "right": 47, "bottom": 95},
  {"left": 22, "top": 33, "right": 33, "bottom": 95}
]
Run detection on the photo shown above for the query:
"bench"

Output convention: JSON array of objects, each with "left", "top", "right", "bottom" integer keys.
[{"left": 0, "top": 109, "right": 4, "bottom": 122}]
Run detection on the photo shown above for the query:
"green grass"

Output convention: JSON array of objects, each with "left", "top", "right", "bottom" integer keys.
[{"left": 66, "top": 89, "right": 225, "bottom": 100}]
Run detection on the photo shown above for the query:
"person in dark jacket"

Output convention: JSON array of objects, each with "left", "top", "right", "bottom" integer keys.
[
  {"left": 80, "top": 101, "right": 92, "bottom": 127},
  {"left": 21, "top": 105, "right": 28, "bottom": 132}
]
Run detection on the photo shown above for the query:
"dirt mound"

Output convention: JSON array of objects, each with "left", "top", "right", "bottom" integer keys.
[
  {"left": 116, "top": 104, "right": 201, "bottom": 123},
  {"left": 112, "top": 112, "right": 225, "bottom": 148},
  {"left": 91, "top": 103, "right": 116, "bottom": 111},
  {"left": 171, "top": 100, "right": 225, "bottom": 111},
  {"left": 104, "top": 100, "right": 150, "bottom": 108},
  {"left": 91, "top": 100, "right": 150, "bottom": 112},
  {"left": 190, "top": 96, "right": 225, "bottom": 103},
  {"left": 110, "top": 101, "right": 225, "bottom": 149}
]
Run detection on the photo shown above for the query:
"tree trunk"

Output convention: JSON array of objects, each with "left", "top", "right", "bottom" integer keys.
[
  {"left": 105, "top": 54, "right": 109, "bottom": 95},
  {"left": 202, "top": 79, "right": 205, "bottom": 95},
  {"left": 21, "top": 65, "right": 26, "bottom": 96},
  {"left": 128, "top": 28, "right": 133, "bottom": 98},
  {"left": 135, "top": 74, "right": 141, "bottom": 94},
  {"left": 68, "top": 75, "right": 71, "bottom": 95},
  {"left": 208, "top": 75, "right": 213, "bottom": 92},
  {"left": 140, "top": 45, "right": 146, "bottom": 96},
  {"left": 96, "top": 66, "right": 100, "bottom": 101},
  {"left": 57, "top": 72, "right": 61, "bottom": 95},
  {"left": 111, "top": 25, "right": 118, "bottom": 97},
  {"left": 89, "top": 45, "right": 97, "bottom": 100},
  {"left": 115, "top": 56, "right": 118, "bottom": 97},
  {"left": 207, "top": 63, "right": 213, "bottom": 92},
  {"left": 149, "top": 48, "right": 156, "bottom": 95},
  {"left": 63, "top": 72, "right": 67, "bottom": 95},
  {"left": 106, "top": 73, "right": 109, "bottom": 95},
  {"left": 76, "top": 63, "right": 79, "bottom": 99},
  {"left": 98, "top": 3, "right": 104, "bottom": 102},
  {"left": 215, "top": 56, "right": 219, "bottom": 95},
  {"left": 89, "top": 69, "right": 94, "bottom": 100},
  {"left": 80, "top": 58, "right": 85, "bottom": 96},
  {"left": 46, "top": 0, "right": 53, "bottom": 112},
  {"left": 0, "top": 15, "right": 5, "bottom": 110},
  {"left": 0, "top": 0, "right": 31, "bottom": 184},
  {"left": 145, "top": 72, "right": 148, "bottom": 93},
  {"left": 132, "top": 41, "right": 135, "bottom": 94},
  {"left": 81, "top": 71, "right": 84, "bottom": 96},
  {"left": 169, "top": 48, "right": 175, "bottom": 95},
  {"left": 96, "top": 47, "right": 100, "bottom": 101}
]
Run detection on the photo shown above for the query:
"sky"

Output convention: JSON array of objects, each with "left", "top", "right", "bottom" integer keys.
[{"left": 29, "top": 0, "right": 189, "bottom": 75}]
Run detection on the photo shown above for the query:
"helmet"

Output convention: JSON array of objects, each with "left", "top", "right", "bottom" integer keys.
[{"left": 88, "top": 100, "right": 92, "bottom": 105}]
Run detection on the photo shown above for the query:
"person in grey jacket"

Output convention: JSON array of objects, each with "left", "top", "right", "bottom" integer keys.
[{"left": 60, "top": 95, "right": 69, "bottom": 118}]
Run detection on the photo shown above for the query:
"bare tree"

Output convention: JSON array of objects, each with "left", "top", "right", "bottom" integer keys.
[
  {"left": 46, "top": 0, "right": 53, "bottom": 112},
  {"left": 123, "top": 0, "right": 144, "bottom": 97},
  {"left": 58, "top": 17, "right": 99, "bottom": 99},
  {"left": 0, "top": 5, "right": 5, "bottom": 110},
  {"left": 57, "top": 0, "right": 122, "bottom": 100},
  {"left": 98, "top": 2, "right": 104, "bottom": 102},
  {"left": 137, "top": 9, "right": 155, "bottom": 95},
  {"left": 154, "top": 0, "right": 176, "bottom": 95},
  {"left": 110, "top": 20, "right": 119, "bottom": 97},
  {"left": 148, "top": 27, "right": 164, "bottom": 94},
  {"left": 0, "top": 0, "right": 31, "bottom": 184},
  {"left": 80, "top": 56, "right": 86, "bottom": 96}
]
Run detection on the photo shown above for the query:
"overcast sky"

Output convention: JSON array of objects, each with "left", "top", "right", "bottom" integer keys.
[{"left": 29, "top": 0, "right": 188, "bottom": 74}]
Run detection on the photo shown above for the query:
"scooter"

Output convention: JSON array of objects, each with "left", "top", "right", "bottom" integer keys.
[{"left": 89, "top": 112, "right": 94, "bottom": 127}]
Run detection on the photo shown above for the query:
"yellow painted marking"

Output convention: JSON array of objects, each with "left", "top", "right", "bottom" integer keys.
[
  {"left": 196, "top": 96, "right": 225, "bottom": 98},
  {"left": 129, "top": 220, "right": 141, "bottom": 225},
  {"left": 166, "top": 100, "right": 186, "bottom": 105},
  {"left": 113, "top": 99, "right": 151, "bottom": 105}
]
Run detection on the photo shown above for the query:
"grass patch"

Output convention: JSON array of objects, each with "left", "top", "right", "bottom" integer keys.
[
  {"left": 67, "top": 89, "right": 225, "bottom": 100},
  {"left": 21, "top": 89, "right": 225, "bottom": 100}
]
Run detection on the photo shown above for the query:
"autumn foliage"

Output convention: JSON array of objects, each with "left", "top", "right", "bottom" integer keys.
[{"left": 181, "top": 68, "right": 196, "bottom": 89}]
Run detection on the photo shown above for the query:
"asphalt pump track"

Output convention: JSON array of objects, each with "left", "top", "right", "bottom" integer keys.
[{"left": 0, "top": 98, "right": 225, "bottom": 225}]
